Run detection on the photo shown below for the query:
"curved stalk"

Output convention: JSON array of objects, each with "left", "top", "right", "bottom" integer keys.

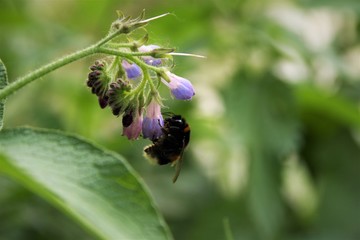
[{"left": 0, "top": 45, "right": 98, "bottom": 100}]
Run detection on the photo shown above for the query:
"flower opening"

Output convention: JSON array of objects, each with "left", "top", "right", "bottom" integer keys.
[
  {"left": 123, "top": 109, "right": 143, "bottom": 140},
  {"left": 142, "top": 99, "right": 164, "bottom": 140}
]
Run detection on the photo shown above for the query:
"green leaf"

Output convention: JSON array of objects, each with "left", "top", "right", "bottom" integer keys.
[
  {"left": 0, "top": 59, "right": 8, "bottom": 131},
  {"left": 0, "top": 127, "right": 172, "bottom": 240},
  {"left": 224, "top": 72, "right": 300, "bottom": 158},
  {"left": 223, "top": 73, "right": 299, "bottom": 239},
  {"left": 295, "top": 84, "right": 360, "bottom": 129},
  {"left": 299, "top": 127, "right": 360, "bottom": 238}
]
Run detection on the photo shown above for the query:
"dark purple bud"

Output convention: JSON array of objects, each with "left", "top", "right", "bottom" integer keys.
[
  {"left": 107, "top": 79, "right": 131, "bottom": 116},
  {"left": 109, "top": 82, "right": 120, "bottom": 90},
  {"left": 123, "top": 110, "right": 143, "bottom": 140},
  {"left": 98, "top": 95, "right": 109, "bottom": 109},
  {"left": 87, "top": 79, "right": 95, "bottom": 87},
  {"left": 91, "top": 87, "right": 97, "bottom": 94},
  {"left": 122, "top": 111, "right": 134, "bottom": 127},
  {"left": 92, "top": 81, "right": 103, "bottom": 96},
  {"left": 112, "top": 106, "right": 122, "bottom": 116},
  {"left": 88, "top": 72, "right": 98, "bottom": 81}
]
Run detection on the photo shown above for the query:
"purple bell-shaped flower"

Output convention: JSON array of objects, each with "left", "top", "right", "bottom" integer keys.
[
  {"left": 142, "top": 99, "right": 164, "bottom": 140},
  {"left": 162, "top": 71, "right": 195, "bottom": 100},
  {"left": 122, "top": 60, "right": 142, "bottom": 79},
  {"left": 122, "top": 109, "right": 143, "bottom": 140}
]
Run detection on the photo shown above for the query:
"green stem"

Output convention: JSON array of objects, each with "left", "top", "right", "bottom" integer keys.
[
  {"left": 108, "top": 56, "right": 120, "bottom": 72},
  {"left": 99, "top": 47, "right": 164, "bottom": 97},
  {"left": 0, "top": 24, "right": 130, "bottom": 101},
  {"left": 223, "top": 218, "right": 234, "bottom": 240},
  {"left": 0, "top": 45, "right": 98, "bottom": 100},
  {"left": 128, "top": 56, "right": 158, "bottom": 94},
  {"left": 98, "top": 48, "right": 163, "bottom": 74},
  {"left": 0, "top": 36, "right": 163, "bottom": 101},
  {"left": 104, "top": 42, "right": 134, "bottom": 49},
  {"left": 95, "top": 30, "right": 123, "bottom": 47}
]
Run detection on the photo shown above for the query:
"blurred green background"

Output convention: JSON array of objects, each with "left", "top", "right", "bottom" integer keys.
[{"left": 1, "top": 0, "right": 360, "bottom": 239}]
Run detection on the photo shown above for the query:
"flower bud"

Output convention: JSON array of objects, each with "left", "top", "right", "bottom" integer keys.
[
  {"left": 107, "top": 79, "right": 131, "bottom": 116},
  {"left": 110, "top": 10, "right": 147, "bottom": 35},
  {"left": 122, "top": 109, "right": 134, "bottom": 127},
  {"left": 86, "top": 61, "right": 111, "bottom": 108},
  {"left": 161, "top": 71, "right": 195, "bottom": 100},
  {"left": 98, "top": 95, "right": 109, "bottom": 109}
]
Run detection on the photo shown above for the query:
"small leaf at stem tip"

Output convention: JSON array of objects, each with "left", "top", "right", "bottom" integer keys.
[
  {"left": 116, "top": 10, "right": 124, "bottom": 19},
  {"left": 138, "top": 9, "right": 146, "bottom": 21},
  {"left": 134, "top": 34, "right": 149, "bottom": 48}
]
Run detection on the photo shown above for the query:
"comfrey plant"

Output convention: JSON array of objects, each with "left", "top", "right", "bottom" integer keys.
[
  {"left": 0, "top": 11, "right": 203, "bottom": 239},
  {"left": 0, "top": 11, "right": 203, "bottom": 183}
]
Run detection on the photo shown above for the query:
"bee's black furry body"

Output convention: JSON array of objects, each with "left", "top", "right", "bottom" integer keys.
[
  {"left": 144, "top": 114, "right": 190, "bottom": 179},
  {"left": 144, "top": 115, "right": 190, "bottom": 165}
]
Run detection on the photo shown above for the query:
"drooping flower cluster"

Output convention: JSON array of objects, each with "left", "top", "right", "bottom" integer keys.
[
  {"left": 85, "top": 12, "right": 197, "bottom": 141},
  {"left": 86, "top": 52, "right": 195, "bottom": 140}
]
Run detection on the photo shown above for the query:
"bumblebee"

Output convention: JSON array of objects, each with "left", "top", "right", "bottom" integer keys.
[{"left": 144, "top": 115, "right": 190, "bottom": 183}]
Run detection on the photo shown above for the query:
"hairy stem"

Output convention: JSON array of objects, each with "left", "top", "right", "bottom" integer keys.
[
  {"left": 99, "top": 48, "right": 163, "bottom": 74},
  {"left": 95, "top": 30, "right": 123, "bottom": 47},
  {"left": 0, "top": 45, "right": 98, "bottom": 100},
  {"left": 0, "top": 36, "right": 163, "bottom": 101}
]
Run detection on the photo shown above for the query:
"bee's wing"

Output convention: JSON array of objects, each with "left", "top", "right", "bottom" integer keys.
[{"left": 172, "top": 140, "right": 186, "bottom": 183}]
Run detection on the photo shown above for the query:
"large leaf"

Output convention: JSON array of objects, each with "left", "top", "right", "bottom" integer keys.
[
  {"left": 222, "top": 73, "right": 299, "bottom": 239},
  {"left": 295, "top": 84, "right": 360, "bottom": 129},
  {"left": 0, "top": 59, "right": 8, "bottom": 131},
  {"left": 0, "top": 127, "right": 172, "bottom": 240},
  {"left": 299, "top": 126, "right": 360, "bottom": 239}
]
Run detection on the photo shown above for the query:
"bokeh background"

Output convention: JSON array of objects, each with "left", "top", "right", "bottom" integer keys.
[{"left": 1, "top": 0, "right": 360, "bottom": 239}]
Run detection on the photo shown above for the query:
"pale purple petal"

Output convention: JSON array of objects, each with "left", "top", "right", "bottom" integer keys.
[
  {"left": 139, "top": 45, "right": 162, "bottom": 66},
  {"left": 162, "top": 72, "right": 195, "bottom": 100},
  {"left": 123, "top": 111, "right": 143, "bottom": 140},
  {"left": 143, "top": 58, "right": 162, "bottom": 66},
  {"left": 122, "top": 60, "right": 142, "bottom": 79},
  {"left": 139, "top": 45, "right": 161, "bottom": 52},
  {"left": 142, "top": 117, "right": 164, "bottom": 140},
  {"left": 142, "top": 99, "right": 164, "bottom": 140}
]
